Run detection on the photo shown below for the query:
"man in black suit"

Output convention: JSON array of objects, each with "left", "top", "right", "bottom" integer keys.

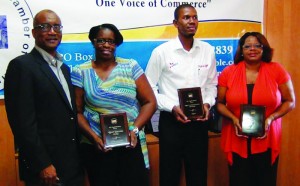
[{"left": 4, "top": 9, "right": 83, "bottom": 186}]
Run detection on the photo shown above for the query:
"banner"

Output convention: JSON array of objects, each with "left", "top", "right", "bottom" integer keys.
[{"left": 0, "top": 0, "right": 263, "bottom": 98}]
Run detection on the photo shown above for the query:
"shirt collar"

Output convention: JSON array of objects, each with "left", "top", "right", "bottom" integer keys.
[
  {"left": 35, "top": 45, "right": 63, "bottom": 67},
  {"left": 173, "top": 37, "right": 200, "bottom": 52}
]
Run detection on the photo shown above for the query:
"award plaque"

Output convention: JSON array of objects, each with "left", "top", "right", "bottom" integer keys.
[
  {"left": 100, "top": 113, "right": 130, "bottom": 149},
  {"left": 239, "top": 104, "right": 266, "bottom": 137},
  {"left": 178, "top": 87, "right": 204, "bottom": 120}
]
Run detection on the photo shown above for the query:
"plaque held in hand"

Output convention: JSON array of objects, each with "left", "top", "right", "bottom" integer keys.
[
  {"left": 239, "top": 104, "right": 266, "bottom": 137},
  {"left": 178, "top": 87, "right": 204, "bottom": 120},
  {"left": 100, "top": 113, "right": 130, "bottom": 149}
]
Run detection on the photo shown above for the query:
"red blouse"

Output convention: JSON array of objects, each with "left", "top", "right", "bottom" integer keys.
[{"left": 218, "top": 61, "right": 290, "bottom": 165}]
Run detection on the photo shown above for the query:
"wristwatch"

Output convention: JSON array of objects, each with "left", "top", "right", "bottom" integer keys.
[{"left": 132, "top": 126, "right": 139, "bottom": 136}]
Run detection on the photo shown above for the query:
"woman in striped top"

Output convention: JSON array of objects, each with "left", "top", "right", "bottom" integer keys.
[{"left": 71, "top": 23, "right": 157, "bottom": 186}]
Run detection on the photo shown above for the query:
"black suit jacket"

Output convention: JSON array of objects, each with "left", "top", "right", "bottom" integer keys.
[{"left": 4, "top": 48, "right": 82, "bottom": 183}]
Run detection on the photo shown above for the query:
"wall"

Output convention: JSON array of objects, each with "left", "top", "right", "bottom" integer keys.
[
  {"left": 264, "top": 0, "right": 300, "bottom": 185},
  {"left": 1, "top": 0, "right": 300, "bottom": 185},
  {"left": 0, "top": 100, "right": 16, "bottom": 186}
]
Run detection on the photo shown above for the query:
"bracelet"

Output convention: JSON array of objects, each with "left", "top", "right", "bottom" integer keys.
[{"left": 132, "top": 126, "right": 139, "bottom": 136}]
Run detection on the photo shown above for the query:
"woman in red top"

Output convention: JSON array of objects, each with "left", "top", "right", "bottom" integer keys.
[{"left": 217, "top": 32, "right": 295, "bottom": 186}]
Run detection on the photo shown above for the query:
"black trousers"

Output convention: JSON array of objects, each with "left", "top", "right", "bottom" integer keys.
[
  {"left": 25, "top": 173, "right": 84, "bottom": 186},
  {"left": 229, "top": 140, "right": 279, "bottom": 186},
  {"left": 159, "top": 111, "right": 208, "bottom": 186},
  {"left": 80, "top": 142, "right": 149, "bottom": 186}
]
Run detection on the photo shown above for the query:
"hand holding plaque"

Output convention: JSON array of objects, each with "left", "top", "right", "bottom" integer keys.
[
  {"left": 100, "top": 113, "right": 130, "bottom": 149},
  {"left": 239, "top": 104, "right": 266, "bottom": 137},
  {"left": 178, "top": 87, "right": 204, "bottom": 120}
]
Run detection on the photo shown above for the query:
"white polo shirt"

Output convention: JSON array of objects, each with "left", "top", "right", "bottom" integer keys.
[{"left": 145, "top": 37, "right": 218, "bottom": 112}]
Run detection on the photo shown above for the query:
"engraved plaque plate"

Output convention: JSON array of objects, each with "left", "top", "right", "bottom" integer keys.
[
  {"left": 178, "top": 87, "right": 204, "bottom": 120},
  {"left": 100, "top": 113, "right": 130, "bottom": 149},
  {"left": 239, "top": 104, "right": 266, "bottom": 137}
]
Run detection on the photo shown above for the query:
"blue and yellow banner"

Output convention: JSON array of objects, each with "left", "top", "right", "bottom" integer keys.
[{"left": 0, "top": 0, "right": 263, "bottom": 98}]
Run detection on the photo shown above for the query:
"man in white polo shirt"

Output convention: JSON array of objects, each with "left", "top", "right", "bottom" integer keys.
[{"left": 145, "top": 4, "right": 217, "bottom": 186}]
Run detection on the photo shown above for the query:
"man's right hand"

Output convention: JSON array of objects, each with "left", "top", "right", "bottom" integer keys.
[
  {"left": 39, "top": 164, "right": 59, "bottom": 185},
  {"left": 172, "top": 105, "right": 191, "bottom": 123}
]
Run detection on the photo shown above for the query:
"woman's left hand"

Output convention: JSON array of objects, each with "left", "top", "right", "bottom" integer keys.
[
  {"left": 256, "top": 116, "right": 273, "bottom": 139},
  {"left": 130, "top": 131, "right": 138, "bottom": 148}
]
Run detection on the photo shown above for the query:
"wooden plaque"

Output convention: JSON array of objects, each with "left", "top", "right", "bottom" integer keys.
[
  {"left": 178, "top": 87, "right": 204, "bottom": 120},
  {"left": 239, "top": 104, "right": 266, "bottom": 137},
  {"left": 100, "top": 113, "right": 130, "bottom": 149}
]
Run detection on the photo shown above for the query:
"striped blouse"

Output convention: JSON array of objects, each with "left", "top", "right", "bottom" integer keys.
[{"left": 71, "top": 57, "right": 149, "bottom": 168}]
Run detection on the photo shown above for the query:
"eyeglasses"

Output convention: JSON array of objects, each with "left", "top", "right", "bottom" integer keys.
[
  {"left": 94, "top": 38, "right": 115, "bottom": 45},
  {"left": 34, "top": 23, "right": 63, "bottom": 33},
  {"left": 242, "top": 44, "right": 263, "bottom": 50}
]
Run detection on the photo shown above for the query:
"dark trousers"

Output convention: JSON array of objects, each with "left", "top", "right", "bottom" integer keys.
[
  {"left": 80, "top": 143, "right": 149, "bottom": 186},
  {"left": 159, "top": 111, "right": 208, "bottom": 186},
  {"left": 229, "top": 143, "right": 279, "bottom": 186},
  {"left": 25, "top": 173, "right": 84, "bottom": 186}
]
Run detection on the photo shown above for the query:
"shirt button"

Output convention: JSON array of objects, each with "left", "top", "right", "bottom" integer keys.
[
  {"left": 72, "top": 138, "right": 75, "bottom": 141},
  {"left": 70, "top": 117, "right": 74, "bottom": 120}
]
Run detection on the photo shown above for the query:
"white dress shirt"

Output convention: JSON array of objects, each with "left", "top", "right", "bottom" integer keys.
[{"left": 145, "top": 37, "right": 218, "bottom": 112}]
